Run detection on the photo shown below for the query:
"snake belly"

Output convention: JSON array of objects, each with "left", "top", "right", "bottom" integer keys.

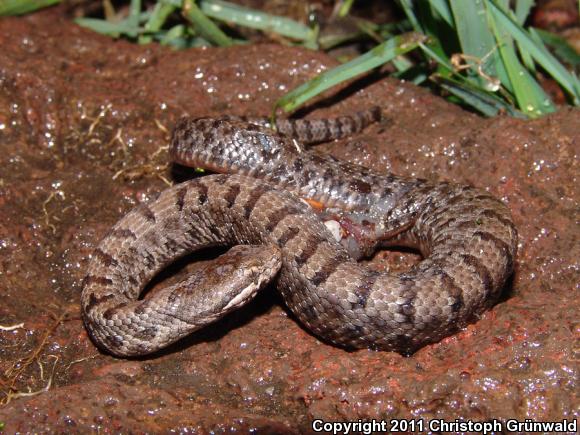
[{"left": 81, "top": 108, "right": 517, "bottom": 357}]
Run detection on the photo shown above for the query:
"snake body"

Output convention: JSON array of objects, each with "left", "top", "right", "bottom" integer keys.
[{"left": 81, "top": 108, "right": 517, "bottom": 357}]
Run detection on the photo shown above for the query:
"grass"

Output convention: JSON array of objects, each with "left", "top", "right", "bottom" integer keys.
[
  {"left": 72, "top": 0, "right": 316, "bottom": 48},
  {"left": 396, "top": 0, "right": 579, "bottom": 117},
  {"left": 1, "top": 0, "right": 578, "bottom": 118},
  {"left": 0, "top": 0, "right": 59, "bottom": 15},
  {"left": 274, "top": 32, "right": 428, "bottom": 114}
]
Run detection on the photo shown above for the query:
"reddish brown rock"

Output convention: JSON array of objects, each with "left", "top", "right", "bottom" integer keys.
[{"left": 0, "top": 6, "right": 577, "bottom": 433}]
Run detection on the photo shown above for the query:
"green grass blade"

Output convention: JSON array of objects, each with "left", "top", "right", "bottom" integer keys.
[
  {"left": 514, "top": 0, "right": 534, "bottom": 24},
  {"left": 434, "top": 75, "right": 525, "bottom": 117},
  {"left": 182, "top": 0, "right": 233, "bottom": 46},
  {"left": 533, "top": 28, "right": 580, "bottom": 67},
  {"left": 140, "top": 2, "right": 176, "bottom": 44},
  {"left": 419, "top": 41, "right": 455, "bottom": 74},
  {"left": 391, "top": 55, "right": 414, "bottom": 73},
  {"left": 318, "top": 19, "right": 399, "bottom": 51},
  {"left": 397, "top": 2, "right": 457, "bottom": 81},
  {"left": 488, "top": 0, "right": 580, "bottom": 103},
  {"left": 397, "top": 0, "right": 423, "bottom": 32},
  {"left": 422, "top": 40, "right": 521, "bottom": 114},
  {"left": 513, "top": 0, "right": 536, "bottom": 71},
  {"left": 355, "top": 18, "right": 389, "bottom": 43},
  {"left": 420, "top": 40, "right": 486, "bottom": 87},
  {"left": 516, "top": 37, "right": 536, "bottom": 73},
  {"left": 337, "top": 0, "right": 356, "bottom": 18},
  {"left": 199, "top": 0, "right": 312, "bottom": 42},
  {"left": 275, "top": 32, "right": 427, "bottom": 114},
  {"left": 394, "top": 64, "right": 428, "bottom": 84},
  {"left": 0, "top": 0, "right": 60, "bottom": 15},
  {"left": 428, "top": 0, "right": 454, "bottom": 27},
  {"left": 319, "top": 29, "right": 366, "bottom": 51},
  {"left": 127, "top": 0, "right": 141, "bottom": 37},
  {"left": 449, "top": 0, "right": 508, "bottom": 91},
  {"left": 488, "top": 6, "right": 555, "bottom": 117},
  {"left": 74, "top": 18, "right": 142, "bottom": 38},
  {"left": 129, "top": 0, "right": 141, "bottom": 20},
  {"left": 159, "top": 23, "right": 187, "bottom": 46},
  {"left": 450, "top": 0, "right": 495, "bottom": 61},
  {"left": 157, "top": 24, "right": 210, "bottom": 48}
]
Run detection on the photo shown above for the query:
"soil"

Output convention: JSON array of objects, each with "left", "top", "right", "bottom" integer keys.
[{"left": 0, "top": 6, "right": 578, "bottom": 434}]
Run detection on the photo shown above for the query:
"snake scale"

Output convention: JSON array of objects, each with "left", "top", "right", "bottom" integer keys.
[{"left": 81, "top": 108, "right": 517, "bottom": 357}]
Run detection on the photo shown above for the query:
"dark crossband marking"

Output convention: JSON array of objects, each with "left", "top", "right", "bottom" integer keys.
[
  {"left": 352, "top": 270, "right": 380, "bottom": 309},
  {"left": 449, "top": 219, "right": 478, "bottom": 233},
  {"left": 103, "top": 302, "right": 129, "bottom": 320},
  {"left": 137, "top": 204, "right": 156, "bottom": 223},
  {"left": 128, "top": 275, "right": 139, "bottom": 288},
  {"left": 430, "top": 203, "right": 481, "bottom": 227},
  {"left": 84, "top": 292, "right": 115, "bottom": 312},
  {"left": 298, "top": 303, "right": 317, "bottom": 326},
  {"left": 83, "top": 275, "right": 114, "bottom": 288},
  {"left": 207, "top": 222, "right": 224, "bottom": 240},
  {"left": 432, "top": 214, "right": 459, "bottom": 232},
  {"left": 196, "top": 183, "right": 208, "bottom": 205},
  {"left": 378, "top": 185, "right": 393, "bottom": 199},
  {"left": 459, "top": 253, "right": 493, "bottom": 298},
  {"left": 397, "top": 280, "right": 417, "bottom": 327},
  {"left": 134, "top": 326, "right": 158, "bottom": 340},
  {"left": 264, "top": 205, "right": 304, "bottom": 232},
  {"left": 276, "top": 226, "right": 300, "bottom": 246},
  {"left": 293, "top": 158, "right": 304, "bottom": 172},
  {"left": 479, "top": 208, "right": 517, "bottom": 232},
  {"left": 473, "top": 231, "right": 514, "bottom": 272},
  {"left": 294, "top": 235, "right": 324, "bottom": 266},
  {"left": 223, "top": 183, "right": 241, "bottom": 208},
  {"left": 162, "top": 305, "right": 201, "bottom": 326},
  {"left": 93, "top": 248, "right": 119, "bottom": 267},
  {"left": 175, "top": 186, "right": 187, "bottom": 211},
  {"left": 283, "top": 118, "right": 296, "bottom": 138},
  {"left": 322, "top": 167, "right": 335, "bottom": 180},
  {"left": 348, "top": 115, "right": 361, "bottom": 133},
  {"left": 243, "top": 185, "right": 273, "bottom": 219},
  {"left": 141, "top": 251, "right": 156, "bottom": 269},
  {"left": 210, "top": 118, "right": 223, "bottom": 131},
  {"left": 109, "top": 228, "right": 137, "bottom": 240},
  {"left": 127, "top": 246, "right": 139, "bottom": 260},
  {"left": 310, "top": 254, "right": 348, "bottom": 287},
  {"left": 430, "top": 231, "right": 453, "bottom": 246},
  {"left": 103, "top": 333, "right": 124, "bottom": 349},
  {"left": 438, "top": 270, "right": 464, "bottom": 316},
  {"left": 210, "top": 173, "right": 229, "bottom": 184},
  {"left": 163, "top": 236, "right": 182, "bottom": 254},
  {"left": 332, "top": 117, "right": 343, "bottom": 138},
  {"left": 472, "top": 193, "right": 495, "bottom": 202},
  {"left": 439, "top": 193, "right": 468, "bottom": 210},
  {"left": 349, "top": 179, "right": 372, "bottom": 194},
  {"left": 300, "top": 120, "right": 313, "bottom": 142},
  {"left": 134, "top": 303, "right": 147, "bottom": 315}
]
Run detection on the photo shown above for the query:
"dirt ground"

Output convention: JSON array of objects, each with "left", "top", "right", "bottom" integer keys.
[{"left": 0, "top": 7, "right": 578, "bottom": 434}]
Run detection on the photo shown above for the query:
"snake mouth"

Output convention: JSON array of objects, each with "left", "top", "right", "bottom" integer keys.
[{"left": 221, "top": 279, "right": 260, "bottom": 312}]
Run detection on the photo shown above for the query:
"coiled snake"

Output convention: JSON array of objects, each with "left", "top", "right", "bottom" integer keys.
[{"left": 81, "top": 108, "right": 517, "bottom": 357}]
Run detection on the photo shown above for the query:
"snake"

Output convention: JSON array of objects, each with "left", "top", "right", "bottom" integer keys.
[{"left": 81, "top": 108, "right": 517, "bottom": 357}]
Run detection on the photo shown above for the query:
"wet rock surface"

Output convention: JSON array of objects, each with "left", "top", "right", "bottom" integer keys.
[{"left": 0, "top": 7, "right": 578, "bottom": 433}]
